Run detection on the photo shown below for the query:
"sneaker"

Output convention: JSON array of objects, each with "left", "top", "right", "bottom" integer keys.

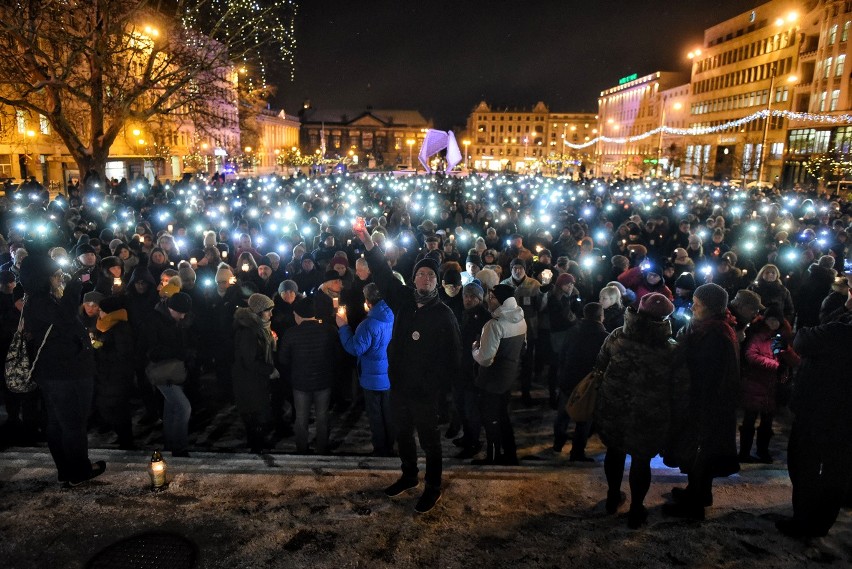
[
  {"left": 61, "top": 460, "right": 107, "bottom": 489},
  {"left": 414, "top": 486, "right": 442, "bottom": 514},
  {"left": 383, "top": 477, "right": 419, "bottom": 497}
]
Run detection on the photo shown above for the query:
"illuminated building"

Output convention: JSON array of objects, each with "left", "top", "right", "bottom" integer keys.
[
  {"left": 298, "top": 104, "right": 431, "bottom": 169},
  {"left": 466, "top": 101, "right": 596, "bottom": 174},
  {"left": 684, "top": 0, "right": 803, "bottom": 185},
  {"left": 597, "top": 72, "right": 689, "bottom": 179}
]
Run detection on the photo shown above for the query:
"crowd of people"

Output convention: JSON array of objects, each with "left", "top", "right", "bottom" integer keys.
[{"left": 1, "top": 170, "right": 850, "bottom": 525}]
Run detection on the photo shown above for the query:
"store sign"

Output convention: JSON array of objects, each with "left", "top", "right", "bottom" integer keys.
[{"left": 618, "top": 73, "right": 638, "bottom": 85}]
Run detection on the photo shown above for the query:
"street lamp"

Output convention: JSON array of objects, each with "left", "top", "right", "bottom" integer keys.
[
  {"left": 406, "top": 139, "right": 415, "bottom": 169},
  {"left": 462, "top": 139, "right": 471, "bottom": 169}
]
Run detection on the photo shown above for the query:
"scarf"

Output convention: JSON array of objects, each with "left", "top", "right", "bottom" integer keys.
[
  {"left": 414, "top": 286, "right": 439, "bottom": 305},
  {"left": 96, "top": 309, "right": 128, "bottom": 333}
]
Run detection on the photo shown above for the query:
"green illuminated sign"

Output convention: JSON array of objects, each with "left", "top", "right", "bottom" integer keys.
[{"left": 618, "top": 73, "right": 638, "bottom": 85}]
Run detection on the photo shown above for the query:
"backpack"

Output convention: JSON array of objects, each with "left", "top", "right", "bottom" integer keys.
[{"left": 4, "top": 297, "right": 52, "bottom": 393}]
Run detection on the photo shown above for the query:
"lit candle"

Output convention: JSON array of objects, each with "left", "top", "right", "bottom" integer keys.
[
  {"left": 113, "top": 277, "right": 122, "bottom": 287},
  {"left": 189, "top": 257, "right": 197, "bottom": 268},
  {"left": 241, "top": 263, "right": 250, "bottom": 272}
]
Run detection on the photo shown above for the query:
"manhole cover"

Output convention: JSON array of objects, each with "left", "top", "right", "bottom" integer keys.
[{"left": 86, "top": 531, "right": 197, "bottom": 569}]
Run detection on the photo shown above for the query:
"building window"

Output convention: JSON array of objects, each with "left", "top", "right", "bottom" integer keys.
[
  {"left": 843, "top": 21, "right": 851, "bottom": 42},
  {"left": 831, "top": 89, "right": 841, "bottom": 111},
  {"left": 0, "top": 154, "right": 11, "bottom": 177},
  {"left": 16, "top": 110, "right": 26, "bottom": 134},
  {"left": 830, "top": 24, "right": 838, "bottom": 45},
  {"left": 39, "top": 115, "right": 50, "bottom": 135},
  {"left": 837, "top": 54, "right": 846, "bottom": 76},
  {"left": 824, "top": 57, "right": 833, "bottom": 78},
  {"left": 819, "top": 91, "right": 828, "bottom": 111},
  {"left": 771, "top": 142, "right": 784, "bottom": 158}
]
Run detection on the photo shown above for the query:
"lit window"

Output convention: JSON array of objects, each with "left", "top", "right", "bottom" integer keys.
[
  {"left": 16, "top": 110, "right": 25, "bottom": 134},
  {"left": 39, "top": 115, "right": 50, "bottom": 135},
  {"left": 830, "top": 24, "right": 838, "bottom": 45},
  {"left": 843, "top": 21, "right": 850, "bottom": 42},
  {"left": 824, "top": 57, "right": 833, "bottom": 78},
  {"left": 837, "top": 54, "right": 846, "bottom": 76},
  {"left": 831, "top": 89, "right": 841, "bottom": 111}
]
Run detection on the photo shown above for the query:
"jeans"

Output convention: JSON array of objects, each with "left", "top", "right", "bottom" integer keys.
[
  {"left": 293, "top": 388, "right": 331, "bottom": 453},
  {"left": 392, "top": 392, "right": 442, "bottom": 488},
  {"left": 553, "top": 390, "right": 592, "bottom": 456},
  {"left": 39, "top": 376, "right": 94, "bottom": 482},
  {"left": 453, "top": 382, "right": 482, "bottom": 447},
  {"left": 157, "top": 384, "right": 191, "bottom": 455},
  {"left": 363, "top": 388, "right": 394, "bottom": 455}
]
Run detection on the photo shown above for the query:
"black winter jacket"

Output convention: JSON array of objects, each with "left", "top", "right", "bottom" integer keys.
[
  {"left": 278, "top": 319, "right": 339, "bottom": 392},
  {"left": 364, "top": 246, "right": 461, "bottom": 400}
]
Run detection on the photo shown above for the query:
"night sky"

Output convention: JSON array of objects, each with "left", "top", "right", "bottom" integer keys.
[{"left": 275, "top": 0, "right": 762, "bottom": 129}]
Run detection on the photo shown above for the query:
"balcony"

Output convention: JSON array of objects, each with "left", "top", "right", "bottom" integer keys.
[{"left": 798, "top": 49, "right": 817, "bottom": 62}]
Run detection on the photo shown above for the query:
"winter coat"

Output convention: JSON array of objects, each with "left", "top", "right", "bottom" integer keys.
[
  {"left": 791, "top": 320, "right": 852, "bottom": 448},
  {"left": 458, "top": 303, "right": 491, "bottom": 386},
  {"left": 93, "top": 317, "right": 135, "bottom": 409},
  {"left": 473, "top": 297, "right": 527, "bottom": 394},
  {"left": 141, "top": 302, "right": 193, "bottom": 365},
  {"left": 278, "top": 320, "right": 339, "bottom": 392},
  {"left": 231, "top": 307, "right": 276, "bottom": 420},
  {"left": 558, "top": 317, "right": 609, "bottom": 394},
  {"left": 21, "top": 280, "right": 95, "bottom": 382},
  {"left": 602, "top": 304, "right": 625, "bottom": 333},
  {"left": 670, "top": 311, "right": 740, "bottom": 477},
  {"left": 747, "top": 279, "right": 794, "bottom": 322},
  {"left": 540, "top": 289, "right": 581, "bottom": 334},
  {"left": 795, "top": 263, "right": 836, "bottom": 328},
  {"left": 594, "top": 308, "right": 681, "bottom": 457},
  {"left": 363, "top": 246, "right": 461, "bottom": 401},
  {"left": 338, "top": 300, "right": 394, "bottom": 391},
  {"left": 293, "top": 268, "right": 323, "bottom": 295},
  {"left": 741, "top": 319, "right": 799, "bottom": 413},
  {"left": 499, "top": 275, "right": 542, "bottom": 340}
]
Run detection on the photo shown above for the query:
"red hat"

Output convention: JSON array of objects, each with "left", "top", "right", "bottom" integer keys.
[
  {"left": 637, "top": 292, "right": 674, "bottom": 321},
  {"left": 555, "top": 272, "right": 575, "bottom": 287}
]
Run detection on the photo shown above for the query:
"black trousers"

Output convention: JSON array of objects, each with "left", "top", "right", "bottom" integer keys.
[
  {"left": 787, "top": 421, "right": 852, "bottom": 536},
  {"left": 479, "top": 390, "right": 517, "bottom": 460},
  {"left": 392, "top": 392, "right": 442, "bottom": 489}
]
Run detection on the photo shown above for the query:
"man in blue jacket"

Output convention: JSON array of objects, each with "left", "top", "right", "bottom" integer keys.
[{"left": 336, "top": 282, "right": 395, "bottom": 457}]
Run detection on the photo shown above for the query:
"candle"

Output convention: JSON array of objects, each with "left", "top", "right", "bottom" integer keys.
[{"left": 241, "top": 263, "right": 250, "bottom": 272}]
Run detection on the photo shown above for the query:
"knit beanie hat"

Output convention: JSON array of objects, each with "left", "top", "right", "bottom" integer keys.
[
  {"left": 178, "top": 266, "right": 196, "bottom": 284},
  {"left": 492, "top": 283, "right": 515, "bottom": 305},
  {"left": 83, "top": 291, "right": 105, "bottom": 305},
  {"left": 330, "top": 255, "right": 349, "bottom": 270},
  {"left": 510, "top": 257, "right": 527, "bottom": 269},
  {"left": 638, "top": 292, "right": 674, "bottom": 321},
  {"left": 278, "top": 279, "right": 298, "bottom": 294},
  {"left": 109, "top": 239, "right": 123, "bottom": 253},
  {"left": 466, "top": 253, "right": 482, "bottom": 268},
  {"left": 476, "top": 268, "right": 499, "bottom": 291},
  {"left": 247, "top": 293, "right": 274, "bottom": 314},
  {"left": 442, "top": 268, "right": 462, "bottom": 286},
  {"left": 293, "top": 296, "right": 315, "bottom": 318},
  {"left": 215, "top": 263, "right": 234, "bottom": 284},
  {"left": 413, "top": 257, "right": 440, "bottom": 279},
  {"left": 674, "top": 247, "right": 689, "bottom": 260},
  {"left": 730, "top": 289, "right": 765, "bottom": 313},
  {"left": 694, "top": 283, "right": 729, "bottom": 315},
  {"left": 323, "top": 269, "right": 342, "bottom": 284},
  {"left": 555, "top": 273, "right": 575, "bottom": 287},
  {"left": 674, "top": 272, "right": 697, "bottom": 291},
  {"left": 167, "top": 292, "right": 192, "bottom": 314},
  {"left": 463, "top": 280, "right": 484, "bottom": 300}
]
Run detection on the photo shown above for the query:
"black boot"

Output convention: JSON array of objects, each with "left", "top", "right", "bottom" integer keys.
[
  {"left": 738, "top": 425, "right": 755, "bottom": 462},
  {"left": 755, "top": 429, "right": 773, "bottom": 463}
]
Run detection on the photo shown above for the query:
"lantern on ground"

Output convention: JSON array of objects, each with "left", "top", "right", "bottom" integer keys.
[{"left": 148, "top": 450, "right": 168, "bottom": 491}]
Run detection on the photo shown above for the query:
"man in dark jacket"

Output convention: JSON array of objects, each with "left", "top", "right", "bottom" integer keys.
[
  {"left": 355, "top": 223, "right": 462, "bottom": 514},
  {"left": 776, "top": 298, "right": 852, "bottom": 539},
  {"left": 19, "top": 255, "right": 105, "bottom": 486},
  {"left": 794, "top": 255, "right": 836, "bottom": 329},
  {"left": 278, "top": 297, "right": 339, "bottom": 454},
  {"left": 553, "top": 302, "right": 609, "bottom": 461}
]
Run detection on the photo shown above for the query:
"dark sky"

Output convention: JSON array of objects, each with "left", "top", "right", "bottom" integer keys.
[{"left": 274, "top": 0, "right": 762, "bottom": 129}]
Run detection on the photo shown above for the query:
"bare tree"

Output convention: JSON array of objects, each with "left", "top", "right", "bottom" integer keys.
[{"left": 0, "top": 0, "right": 297, "bottom": 184}]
